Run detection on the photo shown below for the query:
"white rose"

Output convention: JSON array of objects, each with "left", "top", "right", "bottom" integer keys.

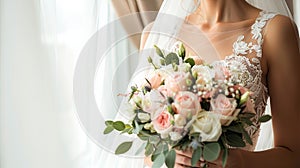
[
  {"left": 192, "top": 65, "right": 214, "bottom": 85},
  {"left": 190, "top": 112, "right": 222, "bottom": 142}
]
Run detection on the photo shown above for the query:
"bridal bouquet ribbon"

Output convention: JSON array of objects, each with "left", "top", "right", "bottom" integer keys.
[{"left": 104, "top": 42, "right": 271, "bottom": 168}]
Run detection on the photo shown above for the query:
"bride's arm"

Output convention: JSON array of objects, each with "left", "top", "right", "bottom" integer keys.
[{"left": 232, "top": 15, "right": 300, "bottom": 168}]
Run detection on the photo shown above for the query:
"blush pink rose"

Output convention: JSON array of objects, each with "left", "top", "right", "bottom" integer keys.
[
  {"left": 211, "top": 94, "right": 239, "bottom": 126},
  {"left": 165, "top": 72, "right": 191, "bottom": 93},
  {"left": 152, "top": 109, "right": 173, "bottom": 139},
  {"left": 157, "top": 85, "right": 173, "bottom": 98},
  {"left": 173, "top": 91, "right": 201, "bottom": 118},
  {"left": 145, "top": 71, "right": 164, "bottom": 89}
]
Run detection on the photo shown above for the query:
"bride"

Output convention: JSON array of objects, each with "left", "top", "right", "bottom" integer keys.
[{"left": 140, "top": 0, "right": 300, "bottom": 167}]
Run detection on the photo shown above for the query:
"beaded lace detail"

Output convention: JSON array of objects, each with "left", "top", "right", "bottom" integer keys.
[{"left": 222, "top": 11, "right": 277, "bottom": 150}]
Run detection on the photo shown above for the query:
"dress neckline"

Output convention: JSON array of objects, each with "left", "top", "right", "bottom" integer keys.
[{"left": 184, "top": 10, "right": 263, "bottom": 33}]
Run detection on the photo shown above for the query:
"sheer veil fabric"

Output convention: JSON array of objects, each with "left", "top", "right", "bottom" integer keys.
[{"left": 137, "top": 0, "right": 294, "bottom": 157}]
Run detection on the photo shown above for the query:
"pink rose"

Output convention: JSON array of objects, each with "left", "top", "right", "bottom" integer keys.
[
  {"left": 211, "top": 94, "right": 239, "bottom": 126},
  {"left": 145, "top": 70, "right": 164, "bottom": 89},
  {"left": 157, "top": 85, "right": 173, "bottom": 98},
  {"left": 165, "top": 72, "right": 191, "bottom": 93},
  {"left": 152, "top": 109, "right": 173, "bottom": 139},
  {"left": 173, "top": 91, "right": 201, "bottom": 118}
]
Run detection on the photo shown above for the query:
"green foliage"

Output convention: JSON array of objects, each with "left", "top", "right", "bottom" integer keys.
[
  {"left": 165, "top": 53, "right": 180, "bottom": 65},
  {"left": 115, "top": 141, "right": 133, "bottom": 155},
  {"left": 185, "top": 58, "right": 195, "bottom": 67},
  {"left": 154, "top": 45, "right": 165, "bottom": 58},
  {"left": 225, "top": 131, "right": 246, "bottom": 147},
  {"left": 258, "top": 115, "right": 272, "bottom": 123},
  {"left": 113, "top": 121, "right": 125, "bottom": 131},
  {"left": 152, "top": 153, "right": 165, "bottom": 168},
  {"left": 203, "top": 142, "right": 221, "bottom": 162},
  {"left": 191, "top": 147, "right": 202, "bottom": 166},
  {"left": 165, "top": 150, "right": 176, "bottom": 168}
]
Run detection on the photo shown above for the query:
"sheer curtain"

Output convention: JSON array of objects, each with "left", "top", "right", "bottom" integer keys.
[{"left": 0, "top": 0, "right": 136, "bottom": 168}]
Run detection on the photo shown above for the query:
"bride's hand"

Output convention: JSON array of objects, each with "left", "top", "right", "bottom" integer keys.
[{"left": 175, "top": 149, "right": 244, "bottom": 168}]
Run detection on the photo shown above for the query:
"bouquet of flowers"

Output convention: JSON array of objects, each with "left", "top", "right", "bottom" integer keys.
[{"left": 104, "top": 42, "right": 271, "bottom": 168}]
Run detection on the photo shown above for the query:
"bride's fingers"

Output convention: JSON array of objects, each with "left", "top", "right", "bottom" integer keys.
[
  {"left": 176, "top": 149, "right": 193, "bottom": 157},
  {"left": 175, "top": 153, "right": 202, "bottom": 167}
]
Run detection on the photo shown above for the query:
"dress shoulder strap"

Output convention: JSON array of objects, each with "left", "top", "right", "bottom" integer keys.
[{"left": 251, "top": 11, "right": 278, "bottom": 46}]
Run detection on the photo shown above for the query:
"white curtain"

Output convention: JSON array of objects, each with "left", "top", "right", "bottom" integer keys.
[
  {"left": 0, "top": 0, "right": 137, "bottom": 168},
  {"left": 0, "top": 0, "right": 300, "bottom": 168}
]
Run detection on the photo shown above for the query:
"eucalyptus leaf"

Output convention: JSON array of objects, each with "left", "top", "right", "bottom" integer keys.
[
  {"left": 103, "top": 126, "right": 114, "bottom": 134},
  {"left": 135, "top": 143, "right": 147, "bottom": 155},
  {"left": 149, "top": 136, "right": 160, "bottom": 145},
  {"left": 192, "top": 147, "right": 202, "bottom": 166},
  {"left": 152, "top": 153, "right": 165, "bottom": 168},
  {"left": 105, "top": 120, "right": 113, "bottom": 126},
  {"left": 115, "top": 141, "right": 133, "bottom": 155},
  {"left": 258, "top": 115, "right": 272, "bottom": 123},
  {"left": 203, "top": 143, "right": 221, "bottom": 162},
  {"left": 222, "top": 147, "right": 228, "bottom": 168},
  {"left": 165, "top": 150, "right": 176, "bottom": 168},
  {"left": 145, "top": 142, "right": 154, "bottom": 157},
  {"left": 113, "top": 121, "right": 126, "bottom": 131},
  {"left": 154, "top": 142, "right": 164, "bottom": 155},
  {"left": 165, "top": 53, "right": 179, "bottom": 65}
]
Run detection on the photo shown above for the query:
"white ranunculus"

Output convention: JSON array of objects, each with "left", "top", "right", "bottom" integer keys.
[
  {"left": 190, "top": 112, "right": 222, "bottom": 142},
  {"left": 137, "top": 113, "right": 151, "bottom": 123},
  {"left": 174, "top": 114, "right": 187, "bottom": 127},
  {"left": 142, "top": 90, "right": 165, "bottom": 119}
]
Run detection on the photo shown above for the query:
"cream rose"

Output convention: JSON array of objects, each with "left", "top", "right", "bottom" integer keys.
[
  {"left": 152, "top": 109, "right": 174, "bottom": 139},
  {"left": 164, "top": 72, "right": 191, "bottom": 93},
  {"left": 173, "top": 91, "right": 201, "bottom": 118},
  {"left": 211, "top": 94, "right": 239, "bottom": 126},
  {"left": 192, "top": 65, "right": 214, "bottom": 85},
  {"left": 190, "top": 112, "right": 222, "bottom": 142}
]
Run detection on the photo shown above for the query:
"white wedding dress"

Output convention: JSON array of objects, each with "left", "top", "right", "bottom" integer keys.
[{"left": 161, "top": 10, "right": 278, "bottom": 152}]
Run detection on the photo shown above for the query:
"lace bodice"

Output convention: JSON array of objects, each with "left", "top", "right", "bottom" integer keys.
[{"left": 219, "top": 11, "right": 277, "bottom": 150}]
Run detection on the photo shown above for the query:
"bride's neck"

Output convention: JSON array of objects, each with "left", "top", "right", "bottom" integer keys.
[{"left": 198, "top": 0, "right": 250, "bottom": 24}]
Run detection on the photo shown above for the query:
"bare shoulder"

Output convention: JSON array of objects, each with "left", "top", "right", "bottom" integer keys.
[{"left": 265, "top": 14, "right": 299, "bottom": 41}]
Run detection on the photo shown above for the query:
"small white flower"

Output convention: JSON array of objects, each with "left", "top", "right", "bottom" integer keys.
[{"left": 137, "top": 113, "right": 151, "bottom": 123}]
